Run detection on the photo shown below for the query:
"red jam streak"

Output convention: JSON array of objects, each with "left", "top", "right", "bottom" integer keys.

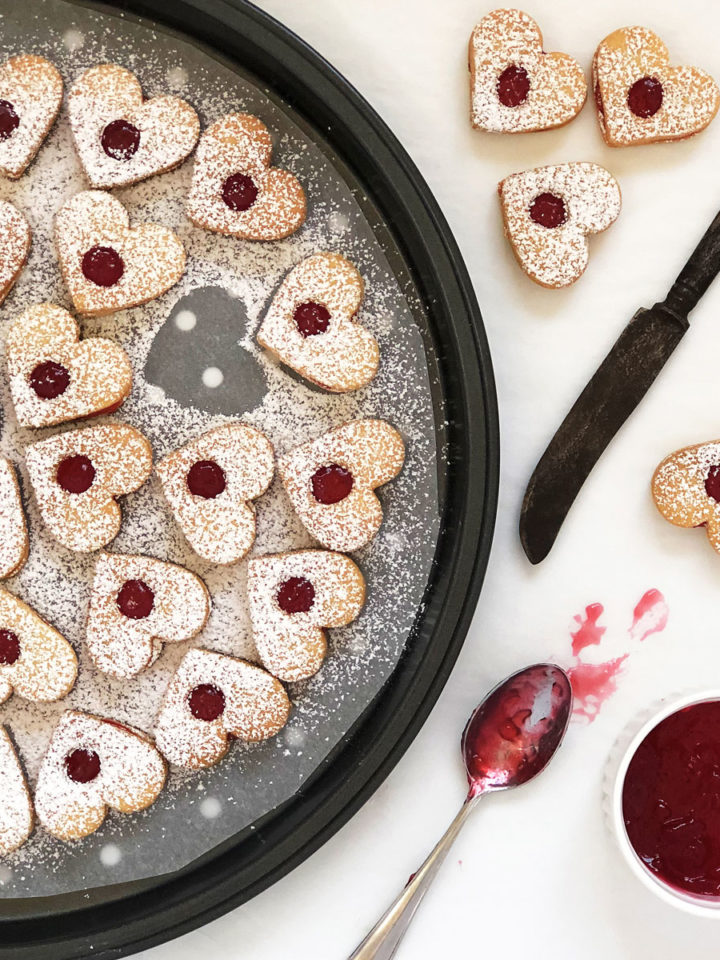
[
  {"left": 629, "top": 589, "right": 669, "bottom": 643},
  {"left": 529, "top": 193, "right": 567, "bottom": 229},
  {"left": 81, "top": 245, "right": 125, "bottom": 287},
  {"left": 311, "top": 464, "right": 354, "bottom": 504},
  {"left": 29, "top": 360, "right": 71, "bottom": 400},
  {"left": 0, "top": 99, "right": 19, "bottom": 140},
  {"left": 65, "top": 748, "right": 101, "bottom": 784},
  {"left": 623, "top": 700, "right": 720, "bottom": 899},
  {"left": 497, "top": 64, "right": 530, "bottom": 107},
  {"left": 294, "top": 301, "right": 331, "bottom": 338},
  {"left": 186, "top": 459, "right": 226, "bottom": 499},
  {"left": 56, "top": 454, "right": 96, "bottom": 494},
  {"left": 222, "top": 173, "right": 258, "bottom": 211},
  {"left": 116, "top": 579, "right": 155, "bottom": 620},
  {"left": 568, "top": 656, "right": 628, "bottom": 724},
  {"left": 277, "top": 576, "right": 315, "bottom": 614},
  {"left": 0, "top": 629, "right": 20, "bottom": 665},
  {"left": 571, "top": 602, "right": 606, "bottom": 657},
  {"left": 627, "top": 76, "right": 663, "bottom": 118},
  {"left": 101, "top": 119, "right": 141, "bottom": 160},
  {"left": 188, "top": 683, "right": 225, "bottom": 721},
  {"left": 705, "top": 465, "right": 720, "bottom": 503}
]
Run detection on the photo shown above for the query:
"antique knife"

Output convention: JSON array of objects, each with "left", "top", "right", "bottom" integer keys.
[{"left": 520, "top": 207, "right": 720, "bottom": 564}]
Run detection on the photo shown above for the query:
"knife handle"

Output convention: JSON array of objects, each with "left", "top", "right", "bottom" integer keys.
[{"left": 665, "top": 207, "right": 720, "bottom": 315}]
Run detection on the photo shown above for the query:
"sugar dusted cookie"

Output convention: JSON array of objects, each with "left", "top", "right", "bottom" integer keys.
[
  {"left": 0, "top": 200, "right": 30, "bottom": 305},
  {"left": 0, "top": 55, "right": 63, "bottom": 179},
  {"left": 87, "top": 552, "right": 210, "bottom": 679},
  {"left": 498, "top": 162, "right": 621, "bottom": 288},
  {"left": 248, "top": 549, "right": 365, "bottom": 681},
  {"left": 25, "top": 422, "right": 153, "bottom": 553},
  {"left": 257, "top": 252, "right": 380, "bottom": 392},
  {"left": 469, "top": 9, "right": 586, "bottom": 133},
  {"left": 69, "top": 64, "right": 200, "bottom": 189},
  {"left": 0, "top": 584, "right": 77, "bottom": 703},
  {"left": 156, "top": 423, "right": 274, "bottom": 565},
  {"left": 35, "top": 710, "right": 166, "bottom": 842},
  {"left": 0, "top": 458, "right": 28, "bottom": 579},
  {"left": 55, "top": 190, "right": 186, "bottom": 317},
  {"left": 154, "top": 648, "right": 291, "bottom": 769},
  {"left": 0, "top": 727, "right": 33, "bottom": 855},
  {"left": 187, "top": 113, "right": 306, "bottom": 241},
  {"left": 651, "top": 440, "right": 720, "bottom": 554},
  {"left": 7, "top": 303, "right": 132, "bottom": 428},
  {"left": 593, "top": 27, "right": 720, "bottom": 146},
  {"left": 278, "top": 419, "right": 405, "bottom": 552}
]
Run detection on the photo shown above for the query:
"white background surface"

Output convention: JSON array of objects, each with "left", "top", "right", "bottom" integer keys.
[{"left": 140, "top": 1, "right": 720, "bottom": 957}]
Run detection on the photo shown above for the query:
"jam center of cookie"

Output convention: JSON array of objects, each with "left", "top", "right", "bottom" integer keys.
[
  {"left": 0, "top": 629, "right": 20, "bottom": 665},
  {"left": 705, "top": 465, "right": 720, "bottom": 503},
  {"left": 29, "top": 360, "right": 71, "bottom": 400},
  {"left": 222, "top": 173, "right": 259, "bottom": 212},
  {"left": 311, "top": 463, "right": 354, "bottom": 504},
  {"left": 116, "top": 579, "right": 155, "bottom": 620},
  {"left": 101, "top": 119, "right": 141, "bottom": 160},
  {"left": 187, "top": 460, "right": 227, "bottom": 499},
  {"left": 0, "top": 99, "right": 19, "bottom": 141},
  {"left": 277, "top": 576, "right": 316, "bottom": 614},
  {"left": 188, "top": 683, "right": 226, "bottom": 721},
  {"left": 627, "top": 77, "right": 663, "bottom": 118},
  {"left": 65, "top": 748, "right": 101, "bottom": 783},
  {"left": 294, "top": 301, "right": 331, "bottom": 338},
  {"left": 497, "top": 64, "right": 530, "bottom": 108},
  {"left": 81, "top": 245, "right": 125, "bottom": 287},
  {"left": 57, "top": 454, "right": 96, "bottom": 494},
  {"left": 529, "top": 193, "right": 567, "bottom": 229}
]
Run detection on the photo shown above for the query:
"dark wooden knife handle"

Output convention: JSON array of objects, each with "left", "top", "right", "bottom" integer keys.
[{"left": 665, "top": 208, "right": 720, "bottom": 315}]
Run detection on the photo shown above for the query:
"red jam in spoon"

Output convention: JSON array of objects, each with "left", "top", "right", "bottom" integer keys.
[
  {"left": 294, "top": 301, "right": 331, "bottom": 337},
  {"left": 529, "top": 193, "right": 567, "bottom": 229},
  {"left": 0, "top": 100, "right": 19, "bottom": 140},
  {"left": 222, "top": 173, "right": 258, "bottom": 211},
  {"left": 277, "top": 577, "right": 315, "bottom": 614},
  {"left": 101, "top": 119, "right": 141, "bottom": 160},
  {"left": 627, "top": 77, "right": 663, "bottom": 118},
  {"left": 116, "top": 579, "right": 155, "bottom": 620},
  {"left": 57, "top": 454, "right": 96, "bottom": 494},
  {"left": 311, "top": 464, "right": 354, "bottom": 504},
  {"left": 81, "top": 245, "right": 125, "bottom": 287},
  {"left": 65, "top": 748, "right": 101, "bottom": 784},
  {"left": 497, "top": 64, "right": 530, "bottom": 107},
  {"left": 0, "top": 629, "right": 20, "bottom": 665},
  {"left": 29, "top": 360, "right": 71, "bottom": 399},
  {"left": 188, "top": 683, "right": 225, "bottom": 721},
  {"left": 186, "top": 460, "right": 226, "bottom": 499}
]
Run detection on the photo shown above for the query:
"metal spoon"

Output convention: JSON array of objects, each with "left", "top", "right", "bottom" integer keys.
[{"left": 348, "top": 663, "right": 572, "bottom": 960}]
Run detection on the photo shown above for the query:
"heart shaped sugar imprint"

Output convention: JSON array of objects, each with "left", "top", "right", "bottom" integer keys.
[
  {"left": 187, "top": 113, "right": 306, "bottom": 241},
  {"left": 156, "top": 422, "right": 274, "bottom": 564},
  {"left": 651, "top": 440, "right": 720, "bottom": 554},
  {"left": 0, "top": 458, "right": 28, "bottom": 580},
  {"left": 35, "top": 710, "right": 166, "bottom": 841},
  {"left": 154, "top": 649, "right": 291, "bottom": 769},
  {"left": 0, "top": 199, "right": 30, "bottom": 305},
  {"left": 0, "top": 584, "right": 77, "bottom": 704},
  {"left": 25, "top": 422, "right": 153, "bottom": 553},
  {"left": 498, "top": 162, "right": 621, "bottom": 288},
  {"left": 87, "top": 552, "right": 210, "bottom": 679},
  {"left": 0, "top": 55, "right": 63, "bottom": 179},
  {"left": 469, "top": 9, "right": 586, "bottom": 133},
  {"left": 593, "top": 27, "right": 720, "bottom": 146},
  {"left": 248, "top": 549, "right": 366, "bottom": 681},
  {"left": 278, "top": 418, "right": 405, "bottom": 553},
  {"left": 257, "top": 252, "right": 380, "bottom": 392},
  {"left": 69, "top": 64, "right": 200, "bottom": 189},
  {"left": 0, "top": 727, "right": 33, "bottom": 855},
  {"left": 7, "top": 303, "right": 132, "bottom": 427},
  {"left": 55, "top": 190, "right": 186, "bottom": 317}
]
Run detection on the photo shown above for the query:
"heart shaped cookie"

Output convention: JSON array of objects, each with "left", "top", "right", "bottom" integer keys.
[
  {"left": 651, "top": 440, "right": 720, "bottom": 554},
  {"left": 87, "top": 552, "right": 210, "bottom": 678},
  {"left": 0, "top": 458, "right": 28, "bottom": 580},
  {"left": 25, "top": 422, "right": 153, "bottom": 553},
  {"left": 156, "top": 422, "right": 274, "bottom": 564},
  {"left": 469, "top": 9, "right": 587, "bottom": 133},
  {"left": 187, "top": 113, "right": 306, "bottom": 241},
  {"left": 498, "top": 162, "right": 621, "bottom": 288},
  {"left": 7, "top": 303, "right": 132, "bottom": 427},
  {"left": 69, "top": 64, "right": 200, "bottom": 189},
  {"left": 0, "top": 727, "right": 33, "bottom": 855},
  {"left": 154, "top": 648, "right": 291, "bottom": 769},
  {"left": 248, "top": 549, "right": 366, "bottom": 681},
  {"left": 257, "top": 252, "right": 380, "bottom": 392},
  {"left": 0, "top": 55, "right": 63, "bottom": 179},
  {"left": 593, "top": 27, "right": 720, "bottom": 146},
  {"left": 34, "top": 710, "right": 166, "bottom": 841},
  {"left": 55, "top": 190, "right": 186, "bottom": 317},
  {"left": 0, "top": 584, "right": 77, "bottom": 704},
  {"left": 278, "top": 419, "right": 405, "bottom": 552},
  {"left": 0, "top": 200, "right": 30, "bottom": 305}
]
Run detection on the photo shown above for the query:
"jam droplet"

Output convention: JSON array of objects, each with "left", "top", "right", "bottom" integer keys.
[
  {"left": 627, "top": 76, "right": 663, "bottom": 118},
  {"left": 56, "top": 454, "right": 96, "bottom": 494},
  {"left": 311, "top": 464, "right": 354, "bottom": 504},
  {"left": 529, "top": 193, "right": 567, "bottom": 229},
  {"left": 221, "top": 173, "right": 259, "bottom": 211},
  {"left": 705, "top": 465, "right": 720, "bottom": 502},
  {"left": 294, "top": 301, "right": 331, "bottom": 338},
  {"left": 64, "top": 748, "right": 101, "bottom": 784},
  {"left": 116, "top": 579, "right": 155, "bottom": 620},
  {"left": 188, "top": 683, "right": 225, "bottom": 721},
  {"left": 186, "top": 460, "right": 226, "bottom": 499},
  {"left": 497, "top": 64, "right": 530, "bottom": 107},
  {"left": 29, "top": 360, "right": 71, "bottom": 400},
  {"left": 277, "top": 576, "right": 316, "bottom": 614},
  {"left": 0, "top": 100, "right": 19, "bottom": 141},
  {"left": 81, "top": 245, "right": 125, "bottom": 287},
  {"left": 101, "top": 118, "right": 141, "bottom": 160},
  {"left": 0, "top": 629, "right": 20, "bottom": 665}
]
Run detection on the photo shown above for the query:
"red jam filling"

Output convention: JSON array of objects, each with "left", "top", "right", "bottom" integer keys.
[
  {"left": 497, "top": 64, "right": 530, "bottom": 107},
  {"left": 29, "top": 360, "right": 71, "bottom": 400},
  {"left": 0, "top": 629, "right": 20, "bottom": 665},
  {"left": 116, "top": 579, "right": 155, "bottom": 620},
  {"left": 57, "top": 454, "right": 96, "bottom": 494},
  {"left": 65, "top": 748, "right": 101, "bottom": 784},
  {"left": 0, "top": 99, "right": 19, "bottom": 140},
  {"left": 627, "top": 77, "right": 663, "bottom": 118},
  {"left": 188, "top": 683, "right": 225, "bottom": 721},
  {"left": 294, "top": 301, "right": 331, "bottom": 338},
  {"left": 529, "top": 193, "right": 567, "bottom": 229},
  {"left": 81, "top": 245, "right": 125, "bottom": 287},
  {"left": 101, "top": 119, "right": 141, "bottom": 160},
  {"left": 277, "top": 576, "right": 315, "bottom": 614},
  {"left": 186, "top": 460, "right": 226, "bottom": 499},
  {"left": 705, "top": 466, "right": 720, "bottom": 503},
  {"left": 222, "top": 173, "right": 258, "bottom": 211},
  {"left": 311, "top": 463, "right": 354, "bottom": 504}
]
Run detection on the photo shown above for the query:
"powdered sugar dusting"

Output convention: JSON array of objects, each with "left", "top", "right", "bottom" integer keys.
[
  {"left": 0, "top": 728, "right": 32, "bottom": 855},
  {"left": 0, "top": 458, "right": 28, "bottom": 579}
]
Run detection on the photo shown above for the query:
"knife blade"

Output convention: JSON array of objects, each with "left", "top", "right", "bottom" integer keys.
[{"left": 520, "top": 207, "right": 720, "bottom": 565}]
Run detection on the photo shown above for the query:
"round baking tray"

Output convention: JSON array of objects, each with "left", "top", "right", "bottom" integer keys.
[{"left": 0, "top": 0, "right": 499, "bottom": 956}]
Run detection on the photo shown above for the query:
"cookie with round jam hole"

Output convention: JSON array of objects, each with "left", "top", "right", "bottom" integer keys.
[
  {"left": 0, "top": 199, "right": 30, "bottom": 305},
  {"left": 0, "top": 55, "right": 63, "bottom": 179},
  {"left": 0, "top": 458, "right": 29, "bottom": 580},
  {"left": 0, "top": 727, "right": 33, "bottom": 855},
  {"left": 651, "top": 440, "right": 720, "bottom": 555}
]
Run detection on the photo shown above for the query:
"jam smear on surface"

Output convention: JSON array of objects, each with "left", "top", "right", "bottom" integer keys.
[{"left": 277, "top": 576, "right": 315, "bottom": 614}]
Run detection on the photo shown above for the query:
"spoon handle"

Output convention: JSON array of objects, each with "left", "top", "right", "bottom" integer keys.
[{"left": 347, "top": 794, "right": 481, "bottom": 960}]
